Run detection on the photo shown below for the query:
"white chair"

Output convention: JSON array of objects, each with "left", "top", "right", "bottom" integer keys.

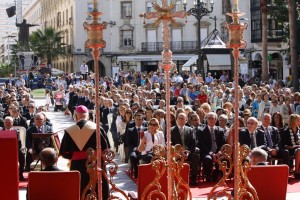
[{"left": 13, "top": 126, "right": 27, "bottom": 153}]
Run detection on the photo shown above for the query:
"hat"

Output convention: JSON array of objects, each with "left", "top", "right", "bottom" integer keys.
[{"left": 75, "top": 105, "right": 88, "bottom": 113}]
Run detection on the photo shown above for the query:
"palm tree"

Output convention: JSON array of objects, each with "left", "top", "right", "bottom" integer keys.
[
  {"left": 288, "top": 0, "right": 299, "bottom": 90},
  {"left": 29, "top": 27, "right": 66, "bottom": 67},
  {"left": 261, "top": 0, "right": 268, "bottom": 82}
]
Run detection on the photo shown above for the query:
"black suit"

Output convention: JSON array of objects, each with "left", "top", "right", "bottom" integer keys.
[
  {"left": 281, "top": 127, "right": 300, "bottom": 156},
  {"left": 101, "top": 106, "right": 116, "bottom": 133},
  {"left": 25, "top": 124, "right": 53, "bottom": 169},
  {"left": 126, "top": 126, "right": 147, "bottom": 177},
  {"left": 68, "top": 91, "right": 78, "bottom": 117},
  {"left": 171, "top": 125, "right": 200, "bottom": 182},
  {"left": 13, "top": 115, "right": 28, "bottom": 129},
  {"left": 198, "top": 125, "right": 226, "bottom": 180},
  {"left": 257, "top": 125, "right": 289, "bottom": 165},
  {"left": 22, "top": 112, "right": 35, "bottom": 121},
  {"left": 239, "top": 128, "right": 267, "bottom": 150}
]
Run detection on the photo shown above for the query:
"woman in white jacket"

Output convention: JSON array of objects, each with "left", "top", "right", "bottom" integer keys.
[{"left": 258, "top": 93, "right": 271, "bottom": 120}]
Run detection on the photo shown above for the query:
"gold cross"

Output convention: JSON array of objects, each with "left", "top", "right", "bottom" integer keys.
[{"left": 140, "top": 1, "right": 186, "bottom": 28}]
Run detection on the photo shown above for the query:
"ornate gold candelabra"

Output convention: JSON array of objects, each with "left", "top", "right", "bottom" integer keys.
[
  {"left": 140, "top": 1, "right": 190, "bottom": 199},
  {"left": 208, "top": 1, "right": 258, "bottom": 199},
  {"left": 83, "top": 1, "right": 106, "bottom": 199}
]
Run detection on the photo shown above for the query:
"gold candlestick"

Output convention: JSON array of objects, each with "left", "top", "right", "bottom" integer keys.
[{"left": 83, "top": 1, "right": 106, "bottom": 199}]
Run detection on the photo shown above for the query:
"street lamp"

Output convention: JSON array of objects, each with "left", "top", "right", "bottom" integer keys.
[
  {"left": 183, "top": 0, "right": 214, "bottom": 78},
  {"left": 3, "top": 34, "right": 17, "bottom": 76}
]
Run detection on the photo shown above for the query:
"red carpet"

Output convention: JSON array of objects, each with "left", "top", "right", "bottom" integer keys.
[
  {"left": 20, "top": 171, "right": 300, "bottom": 197},
  {"left": 190, "top": 177, "right": 300, "bottom": 197},
  {"left": 19, "top": 172, "right": 28, "bottom": 189}
]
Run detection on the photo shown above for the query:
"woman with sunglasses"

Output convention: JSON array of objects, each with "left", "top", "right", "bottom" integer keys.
[
  {"left": 281, "top": 114, "right": 300, "bottom": 179},
  {"left": 138, "top": 118, "right": 165, "bottom": 163}
]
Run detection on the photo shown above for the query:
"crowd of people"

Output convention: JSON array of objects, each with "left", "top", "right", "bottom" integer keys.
[
  {"left": 47, "top": 69, "right": 300, "bottom": 187},
  {"left": 2, "top": 68, "right": 300, "bottom": 198}
]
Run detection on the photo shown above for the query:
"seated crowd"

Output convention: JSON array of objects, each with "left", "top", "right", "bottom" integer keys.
[
  {"left": 3, "top": 70, "right": 300, "bottom": 189},
  {"left": 52, "top": 70, "right": 300, "bottom": 186}
]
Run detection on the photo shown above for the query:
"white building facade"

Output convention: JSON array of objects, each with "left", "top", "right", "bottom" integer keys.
[{"left": 21, "top": 0, "right": 289, "bottom": 80}]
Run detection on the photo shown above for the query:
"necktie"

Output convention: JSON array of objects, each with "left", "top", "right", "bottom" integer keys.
[
  {"left": 250, "top": 133, "right": 256, "bottom": 149},
  {"left": 210, "top": 127, "right": 217, "bottom": 153},
  {"left": 180, "top": 127, "right": 185, "bottom": 148},
  {"left": 288, "top": 105, "right": 292, "bottom": 115},
  {"left": 265, "top": 127, "right": 273, "bottom": 147}
]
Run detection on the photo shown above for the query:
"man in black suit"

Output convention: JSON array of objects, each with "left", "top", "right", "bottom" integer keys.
[
  {"left": 25, "top": 113, "right": 53, "bottom": 171},
  {"left": 2, "top": 116, "right": 26, "bottom": 180},
  {"left": 101, "top": 99, "right": 116, "bottom": 133},
  {"left": 126, "top": 113, "right": 147, "bottom": 178},
  {"left": 239, "top": 117, "right": 267, "bottom": 150},
  {"left": 198, "top": 112, "right": 226, "bottom": 182},
  {"left": 22, "top": 102, "right": 36, "bottom": 121},
  {"left": 258, "top": 113, "right": 289, "bottom": 165},
  {"left": 67, "top": 85, "right": 78, "bottom": 118},
  {"left": 171, "top": 112, "right": 200, "bottom": 186},
  {"left": 11, "top": 106, "right": 28, "bottom": 129}
]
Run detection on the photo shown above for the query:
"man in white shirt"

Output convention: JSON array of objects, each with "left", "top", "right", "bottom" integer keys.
[{"left": 80, "top": 61, "right": 89, "bottom": 80}]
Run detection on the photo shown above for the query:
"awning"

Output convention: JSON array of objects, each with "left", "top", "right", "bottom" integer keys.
[
  {"left": 117, "top": 54, "right": 194, "bottom": 62},
  {"left": 182, "top": 55, "right": 198, "bottom": 67},
  {"left": 206, "top": 54, "right": 231, "bottom": 66},
  {"left": 182, "top": 66, "right": 197, "bottom": 71},
  {"left": 209, "top": 66, "right": 231, "bottom": 70}
]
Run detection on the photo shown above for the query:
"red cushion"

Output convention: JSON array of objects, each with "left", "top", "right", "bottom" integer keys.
[
  {"left": 138, "top": 163, "right": 190, "bottom": 199},
  {"left": 0, "top": 131, "right": 19, "bottom": 200},
  {"left": 247, "top": 165, "right": 289, "bottom": 200},
  {"left": 28, "top": 171, "right": 80, "bottom": 200}
]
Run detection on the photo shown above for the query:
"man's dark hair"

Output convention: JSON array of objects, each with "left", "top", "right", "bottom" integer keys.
[{"left": 40, "top": 148, "right": 57, "bottom": 167}]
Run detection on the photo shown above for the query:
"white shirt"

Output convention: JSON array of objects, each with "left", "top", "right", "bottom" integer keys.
[
  {"left": 80, "top": 64, "right": 89, "bottom": 74},
  {"left": 141, "top": 130, "right": 165, "bottom": 155}
]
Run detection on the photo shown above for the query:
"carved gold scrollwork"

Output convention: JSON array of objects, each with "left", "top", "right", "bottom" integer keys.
[
  {"left": 81, "top": 148, "right": 97, "bottom": 200},
  {"left": 172, "top": 144, "right": 192, "bottom": 200},
  {"left": 102, "top": 149, "right": 129, "bottom": 200},
  {"left": 208, "top": 144, "right": 259, "bottom": 200},
  {"left": 141, "top": 144, "right": 167, "bottom": 200},
  {"left": 238, "top": 145, "right": 258, "bottom": 200},
  {"left": 208, "top": 144, "right": 233, "bottom": 200}
]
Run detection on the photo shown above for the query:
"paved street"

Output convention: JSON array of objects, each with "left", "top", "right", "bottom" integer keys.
[
  {"left": 19, "top": 99, "right": 137, "bottom": 200},
  {"left": 19, "top": 99, "right": 300, "bottom": 200}
]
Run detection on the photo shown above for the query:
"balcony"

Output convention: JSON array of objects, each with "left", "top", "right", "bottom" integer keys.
[{"left": 141, "top": 41, "right": 197, "bottom": 53}]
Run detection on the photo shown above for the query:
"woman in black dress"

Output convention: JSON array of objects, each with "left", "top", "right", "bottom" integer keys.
[{"left": 281, "top": 114, "right": 300, "bottom": 179}]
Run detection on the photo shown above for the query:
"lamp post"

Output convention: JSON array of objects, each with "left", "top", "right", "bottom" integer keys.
[
  {"left": 183, "top": 0, "right": 213, "bottom": 78},
  {"left": 3, "top": 34, "right": 17, "bottom": 76}
]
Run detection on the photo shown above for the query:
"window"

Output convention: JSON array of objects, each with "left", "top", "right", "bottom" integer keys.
[
  {"left": 87, "top": 3, "right": 93, "bottom": 20},
  {"left": 57, "top": 12, "right": 61, "bottom": 27},
  {"left": 222, "top": 0, "right": 227, "bottom": 14},
  {"left": 146, "top": 2, "right": 153, "bottom": 12},
  {"left": 123, "top": 31, "right": 133, "bottom": 47},
  {"left": 121, "top": 2, "right": 132, "bottom": 18},
  {"left": 120, "top": 24, "right": 134, "bottom": 48}
]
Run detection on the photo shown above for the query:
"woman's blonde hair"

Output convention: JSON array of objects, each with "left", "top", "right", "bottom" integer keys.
[{"left": 288, "top": 114, "right": 300, "bottom": 128}]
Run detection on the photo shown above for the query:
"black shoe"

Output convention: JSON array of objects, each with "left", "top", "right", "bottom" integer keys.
[
  {"left": 190, "top": 180, "right": 198, "bottom": 186},
  {"left": 206, "top": 176, "right": 212, "bottom": 183},
  {"left": 19, "top": 175, "right": 26, "bottom": 181},
  {"left": 295, "top": 173, "right": 300, "bottom": 179},
  {"left": 24, "top": 167, "right": 31, "bottom": 172}
]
